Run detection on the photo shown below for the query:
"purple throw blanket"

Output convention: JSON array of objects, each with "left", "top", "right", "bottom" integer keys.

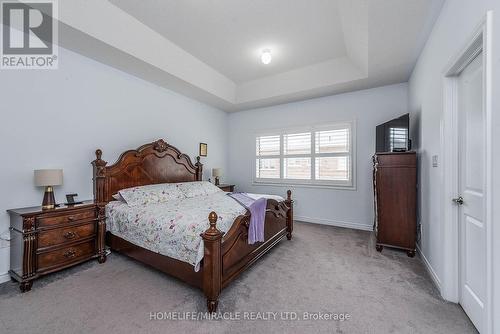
[{"left": 228, "top": 193, "right": 266, "bottom": 244}]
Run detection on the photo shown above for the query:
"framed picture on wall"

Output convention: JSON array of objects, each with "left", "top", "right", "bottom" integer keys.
[{"left": 199, "top": 143, "right": 207, "bottom": 157}]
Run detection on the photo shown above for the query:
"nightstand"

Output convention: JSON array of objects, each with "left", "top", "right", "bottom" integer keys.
[
  {"left": 217, "top": 184, "right": 235, "bottom": 192},
  {"left": 7, "top": 201, "right": 106, "bottom": 292}
]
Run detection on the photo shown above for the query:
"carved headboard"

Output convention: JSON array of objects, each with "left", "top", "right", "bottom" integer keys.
[{"left": 92, "top": 139, "right": 203, "bottom": 204}]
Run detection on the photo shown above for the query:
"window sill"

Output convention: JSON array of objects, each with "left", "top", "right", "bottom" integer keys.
[{"left": 252, "top": 180, "right": 356, "bottom": 191}]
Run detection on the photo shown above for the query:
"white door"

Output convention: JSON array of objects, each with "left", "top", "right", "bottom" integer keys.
[{"left": 457, "top": 52, "right": 486, "bottom": 333}]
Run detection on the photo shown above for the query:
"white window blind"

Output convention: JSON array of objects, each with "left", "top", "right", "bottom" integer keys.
[
  {"left": 255, "top": 135, "right": 281, "bottom": 179},
  {"left": 314, "top": 128, "right": 350, "bottom": 181},
  {"left": 283, "top": 132, "right": 311, "bottom": 180},
  {"left": 256, "top": 135, "right": 280, "bottom": 156},
  {"left": 284, "top": 132, "right": 311, "bottom": 155},
  {"left": 255, "top": 122, "right": 355, "bottom": 188},
  {"left": 315, "top": 128, "right": 349, "bottom": 153}
]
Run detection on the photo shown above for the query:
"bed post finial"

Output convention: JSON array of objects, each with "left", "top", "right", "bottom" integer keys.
[
  {"left": 285, "top": 190, "right": 293, "bottom": 240},
  {"left": 202, "top": 211, "right": 222, "bottom": 240},
  {"left": 195, "top": 156, "right": 203, "bottom": 181},
  {"left": 92, "top": 149, "right": 107, "bottom": 201},
  {"left": 201, "top": 211, "right": 223, "bottom": 313},
  {"left": 93, "top": 149, "right": 107, "bottom": 175},
  {"left": 208, "top": 211, "right": 217, "bottom": 227}
]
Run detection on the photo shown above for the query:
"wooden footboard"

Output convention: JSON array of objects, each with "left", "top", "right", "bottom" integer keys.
[{"left": 201, "top": 190, "right": 293, "bottom": 312}]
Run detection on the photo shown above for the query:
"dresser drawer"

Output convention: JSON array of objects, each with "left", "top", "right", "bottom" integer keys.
[
  {"left": 37, "top": 239, "right": 96, "bottom": 271},
  {"left": 38, "top": 222, "right": 96, "bottom": 248},
  {"left": 37, "top": 208, "right": 96, "bottom": 228}
]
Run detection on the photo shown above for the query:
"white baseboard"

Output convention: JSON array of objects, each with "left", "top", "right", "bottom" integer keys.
[
  {"left": 417, "top": 244, "right": 442, "bottom": 293},
  {"left": 0, "top": 243, "right": 10, "bottom": 284},
  {"left": 0, "top": 272, "right": 9, "bottom": 284},
  {"left": 295, "top": 215, "right": 373, "bottom": 232}
]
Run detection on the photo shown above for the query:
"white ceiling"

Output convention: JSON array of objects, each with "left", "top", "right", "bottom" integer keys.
[
  {"left": 109, "top": 0, "right": 348, "bottom": 83},
  {"left": 54, "top": 0, "right": 445, "bottom": 111}
]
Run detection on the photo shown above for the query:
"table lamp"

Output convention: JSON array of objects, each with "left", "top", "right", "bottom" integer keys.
[
  {"left": 212, "top": 168, "right": 222, "bottom": 186},
  {"left": 34, "top": 169, "right": 63, "bottom": 210}
]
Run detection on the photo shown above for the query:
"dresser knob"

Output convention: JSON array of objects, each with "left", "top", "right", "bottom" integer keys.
[
  {"left": 67, "top": 216, "right": 75, "bottom": 222},
  {"left": 63, "top": 249, "right": 76, "bottom": 258},
  {"left": 63, "top": 231, "right": 77, "bottom": 239}
]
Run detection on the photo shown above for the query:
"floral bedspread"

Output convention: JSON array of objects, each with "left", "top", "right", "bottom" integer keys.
[{"left": 106, "top": 191, "right": 284, "bottom": 271}]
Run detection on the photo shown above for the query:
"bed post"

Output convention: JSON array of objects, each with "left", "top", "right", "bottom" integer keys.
[
  {"left": 92, "top": 149, "right": 108, "bottom": 263},
  {"left": 92, "top": 149, "right": 107, "bottom": 204},
  {"left": 195, "top": 156, "right": 203, "bottom": 181},
  {"left": 201, "top": 211, "right": 223, "bottom": 312},
  {"left": 285, "top": 190, "right": 293, "bottom": 240}
]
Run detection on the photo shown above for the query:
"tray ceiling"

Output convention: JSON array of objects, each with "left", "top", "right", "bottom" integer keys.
[{"left": 54, "top": 0, "right": 445, "bottom": 111}]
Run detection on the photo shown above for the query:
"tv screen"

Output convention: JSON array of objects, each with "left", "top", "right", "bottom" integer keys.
[{"left": 376, "top": 113, "right": 410, "bottom": 153}]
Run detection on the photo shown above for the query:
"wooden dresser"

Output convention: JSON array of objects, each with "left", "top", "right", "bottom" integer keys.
[
  {"left": 373, "top": 152, "right": 417, "bottom": 257},
  {"left": 8, "top": 201, "right": 106, "bottom": 292}
]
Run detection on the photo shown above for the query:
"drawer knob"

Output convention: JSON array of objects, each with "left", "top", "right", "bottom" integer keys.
[
  {"left": 67, "top": 216, "right": 75, "bottom": 222},
  {"left": 63, "top": 231, "right": 77, "bottom": 239},
  {"left": 63, "top": 249, "right": 76, "bottom": 259}
]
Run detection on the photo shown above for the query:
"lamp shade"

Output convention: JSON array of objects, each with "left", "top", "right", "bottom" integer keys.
[
  {"left": 34, "top": 169, "right": 63, "bottom": 187},
  {"left": 212, "top": 168, "right": 222, "bottom": 177}
]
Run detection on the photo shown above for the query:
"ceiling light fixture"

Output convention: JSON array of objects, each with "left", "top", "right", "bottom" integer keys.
[{"left": 261, "top": 49, "right": 272, "bottom": 65}]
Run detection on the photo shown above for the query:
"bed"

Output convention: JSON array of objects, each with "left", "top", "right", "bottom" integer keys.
[{"left": 91, "top": 139, "right": 293, "bottom": 312}]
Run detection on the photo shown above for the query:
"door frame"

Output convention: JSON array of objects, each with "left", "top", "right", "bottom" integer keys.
[{"left": 441, "top": 11, "right": 493, "bottom": 333}]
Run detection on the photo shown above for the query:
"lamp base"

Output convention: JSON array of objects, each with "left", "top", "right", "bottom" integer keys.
[
  {"left": 42, "top": 186, "right": 56, "bottom": 210},
  {"left": 215, "top": 177, "right": 220, "bottom": 186}
]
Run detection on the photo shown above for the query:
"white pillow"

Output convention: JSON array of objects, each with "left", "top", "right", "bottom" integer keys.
[
  {"left": 118, "top": 183, "right": 185, "bottom": 206},
  {"left": 177, "top": 181, "right": 222, "bottom": 198}
]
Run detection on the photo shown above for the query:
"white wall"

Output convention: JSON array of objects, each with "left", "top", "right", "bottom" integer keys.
[
  {"left": 0, "top": 47, "right": 228, "bottom": 281},
  {"left": 227, "top": 83, "right": 408, "bottom": 230},
  {"left": 408, "top": 0, "right": 500, "bottom": 332}
]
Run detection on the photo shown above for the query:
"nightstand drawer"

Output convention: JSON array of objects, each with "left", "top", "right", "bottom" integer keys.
[
  {"left": 37, "top": 239, "right": 96, "bottom": 271},
  {"left": 37, "top": 208, "right": 95, "bottom": 227},
  {"left": 218, "top": 184, "right": 235, "bottom": 192},
  {"left": 38, "top": 222, "right": 96, "bottom": 248}
]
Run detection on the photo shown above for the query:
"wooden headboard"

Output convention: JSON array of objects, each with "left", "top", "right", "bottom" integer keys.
[{"left": 92, "top": 139, "right": 203, "bottom": 204}]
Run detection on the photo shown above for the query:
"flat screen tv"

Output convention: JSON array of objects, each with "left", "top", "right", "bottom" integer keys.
[{"left": 376, "top": 113, "right": 411, "bottom": 153}]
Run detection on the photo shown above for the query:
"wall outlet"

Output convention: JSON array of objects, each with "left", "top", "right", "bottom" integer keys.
[{"left": 432, "top": 155, "right": 438, "bottom": 167}]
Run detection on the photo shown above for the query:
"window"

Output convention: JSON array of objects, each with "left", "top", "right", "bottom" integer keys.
[{"left": 255, "top": 122, "right": 355, "bottom": 188}]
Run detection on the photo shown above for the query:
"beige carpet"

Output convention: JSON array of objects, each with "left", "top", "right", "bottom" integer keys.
[{"left": 0, "top": 222, "right": 476, "bottom": 334}]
